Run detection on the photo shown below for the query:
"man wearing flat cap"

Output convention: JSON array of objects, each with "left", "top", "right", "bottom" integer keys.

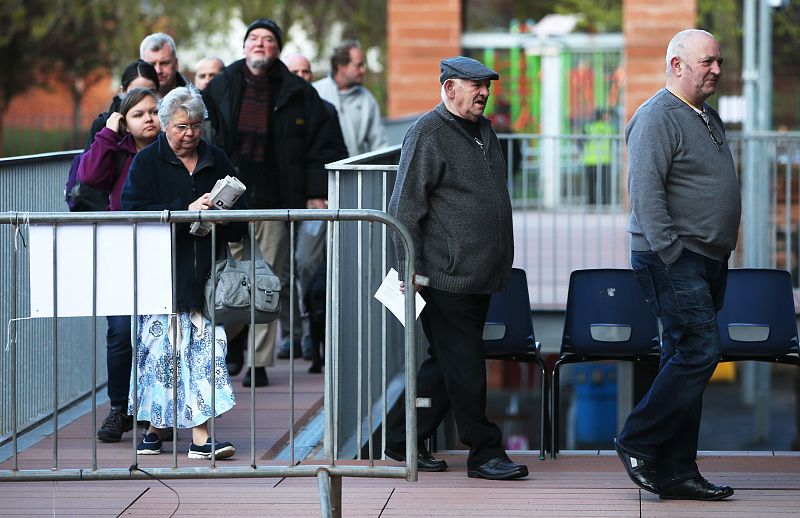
[
  {"left": 384, "top": 56, "right": 528, "bottom": 480},
  {"left": 202, "top": 19, "right": 332, "bottom": 387}
]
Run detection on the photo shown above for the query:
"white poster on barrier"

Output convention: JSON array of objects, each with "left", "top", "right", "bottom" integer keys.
[{"left": 29, "top": 223, "right": 172, "bottom": 317}]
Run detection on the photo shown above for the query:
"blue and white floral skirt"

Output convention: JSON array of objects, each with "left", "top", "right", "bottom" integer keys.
[{"left": 128, "top": 312, "right": 235, "bottom": 428}]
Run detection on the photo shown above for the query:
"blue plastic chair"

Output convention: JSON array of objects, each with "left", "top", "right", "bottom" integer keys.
[
  {"left": 551, "top": 269, "right": 661, "bottom": 458},
  {"left": 483, "top": 268, "right": 547, "bottom": 460},
  {"left": 717, "top": 268, "right": 800, "bottom": 365}
]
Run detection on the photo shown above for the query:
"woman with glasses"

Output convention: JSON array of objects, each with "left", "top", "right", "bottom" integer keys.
[{"left": 121, "top": 86, "right": 246, "bottom": 460}]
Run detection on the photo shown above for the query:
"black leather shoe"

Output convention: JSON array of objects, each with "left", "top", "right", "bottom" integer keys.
[
  {"left": 467, "top": 457, "right": 529, "bottom": 480},
  {"left": 614, "top": 438, "right": 660, "bottom": 494},
  {"left": 243, "top": 367, "right": 269, "bottom": 387},
  {"left": 658, "top": 476, "right": 734, "bottom": 501},
  {"left": 384, "top": 447, "right": 448, "bottom": 472}
]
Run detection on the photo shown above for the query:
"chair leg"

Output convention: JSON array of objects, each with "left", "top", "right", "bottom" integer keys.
[
  {"left": 551, "top": 360, "right": 562, "bottom": 459},
  {"left": 537, "top": 357, "right": 547, "bottom": 460}
]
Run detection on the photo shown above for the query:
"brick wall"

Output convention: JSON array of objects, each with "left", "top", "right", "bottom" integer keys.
[
  {"left": 387, "top": 0, "right": 462, "bottom": 117},
  {"left": 6, "top": 73, "right": 113, "bottom": 128},
  {"left": 623, "top": 0, "right": 696, "bottom": 121}
]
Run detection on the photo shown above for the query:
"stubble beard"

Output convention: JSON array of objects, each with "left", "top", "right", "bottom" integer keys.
[{"left": 250, "top": 57, "right": 275, "bottom": 71}]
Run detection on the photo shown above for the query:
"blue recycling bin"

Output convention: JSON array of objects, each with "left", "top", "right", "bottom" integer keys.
[{"left": 574, "top": 364, "right": 617, "bottom": 445}]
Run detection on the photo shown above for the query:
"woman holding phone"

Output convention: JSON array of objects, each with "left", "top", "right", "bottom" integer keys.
[
  {"left": 78, "top": 88, "right": 161, "bottom": 211},
  {"left": 77, "top": 87, "right": 161, "bottom": 445}
]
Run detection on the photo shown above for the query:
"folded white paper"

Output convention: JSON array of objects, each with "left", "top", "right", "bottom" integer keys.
[
  {"left": 373, "top": 268, "right": 425, "bottom": 327},
  {"left": 190, "top": 175, "right": 246, "bottom": 236}
]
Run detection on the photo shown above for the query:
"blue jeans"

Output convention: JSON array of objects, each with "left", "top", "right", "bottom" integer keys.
[
  {"left": 617, "top": 249, "right": 727, "bottom": 487},
  {"left": 106, "top": 315, "right": 132, "bottom": 409}
]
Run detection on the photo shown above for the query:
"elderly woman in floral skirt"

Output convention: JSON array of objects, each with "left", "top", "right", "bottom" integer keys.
[{"left": 121, "top": 86, "right": 245, "bottom": 459}]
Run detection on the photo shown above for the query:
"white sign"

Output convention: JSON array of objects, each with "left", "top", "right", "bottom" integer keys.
[
  {"left": 29, "top": 223, "right": 173, "bottom": 317},
  {"left": 718, "top": 95, "right": 745, "bottom": 124}
]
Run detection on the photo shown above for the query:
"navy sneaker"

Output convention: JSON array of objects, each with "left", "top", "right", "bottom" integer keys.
[
  {"left": 136, "top": 432, "right": 163, "bottom": 455},
  {"left": 187, "top": 439, "right": 236, "bottom": 460}
]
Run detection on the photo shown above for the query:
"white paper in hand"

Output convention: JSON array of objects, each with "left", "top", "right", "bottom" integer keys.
[{"left": 373, "top": 268, "right": 425, "bottom": 327}]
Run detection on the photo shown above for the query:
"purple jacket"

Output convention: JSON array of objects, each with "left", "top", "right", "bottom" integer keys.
[{"left": 77, "top": 127, "right": 137, "bottom": 211}]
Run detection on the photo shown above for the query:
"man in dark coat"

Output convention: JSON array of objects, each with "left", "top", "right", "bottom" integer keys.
[
  {"left": 279, "top": 52, "right": 348, "bottom": 365},
  {"left": 384, "top": 57, "right": 527, "bottom": 481},
  {"left": 202, "top": 18, "right": 332, "bottom": 387}
]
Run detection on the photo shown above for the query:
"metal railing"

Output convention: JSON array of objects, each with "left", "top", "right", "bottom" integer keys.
[
  {"left": 500, "top": 132, "right": 800, "bottom": 306},
  {"left": 0, "top": 150, "right": 104, "bottom": 442},
  {"left": 0, "top": 209, "right": 421, "bottom": 518},
  {"left": 3, "top": 131, "right": 800, "bottom": 467}
]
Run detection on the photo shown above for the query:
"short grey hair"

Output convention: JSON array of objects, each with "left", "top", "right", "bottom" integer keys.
[
  {"left": 140, "top": 33, "right": 177, "bottom": 59},
  {"left": 157, "top": 86, "right": 207, "bottom": 128},
  {"left": 665, "top": 29, "right": 714, "bottom": 75}
]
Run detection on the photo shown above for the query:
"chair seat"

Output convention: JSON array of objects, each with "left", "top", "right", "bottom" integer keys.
[
  {"left": 717, "top": 269, "right": 800, "bottom": 359},
  {"left": 552, "top": 269, "right": 661, "bottom": 458}
]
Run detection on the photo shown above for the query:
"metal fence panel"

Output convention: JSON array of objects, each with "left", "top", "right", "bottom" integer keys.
[
  {"left": 0, "top": 152, "right": 107, "bottom": 441},
  {"left": 0, "top": 208, "right": 421, "bottom": 518}
]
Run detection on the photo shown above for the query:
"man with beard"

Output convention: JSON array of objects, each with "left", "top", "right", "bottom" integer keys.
[{"left": 202, "top": 18, "right": 331, "bottom": 387}]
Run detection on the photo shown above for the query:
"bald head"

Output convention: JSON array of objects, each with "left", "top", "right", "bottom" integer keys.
[
  {"left": 284, "top": 54, "right": 312, "bottom": 82},
  {"left": 665, "top": 29, "right": 723, "bottom": 106},
  {"left": 665, "top": 30, "right": 715, "bottom": 76},
  {"left": 194, "top": 57, "right": 224, "bottom": 90}
]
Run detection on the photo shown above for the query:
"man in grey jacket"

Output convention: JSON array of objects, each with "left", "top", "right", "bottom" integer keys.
[
  {"left": 313, "top": 41, "right": 387, "bottom": 157},
  {"left": 614, "top": 30, "right": 740, "bottom": 501},
  {"left": 384, "top": 56, "right": 528, "bottom": 480}
]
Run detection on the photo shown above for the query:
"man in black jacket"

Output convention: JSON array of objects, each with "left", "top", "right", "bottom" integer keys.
[
  {"left": 202, "top": 18, "right": 331, "bottom": 387},
  {"left": 281, "top": 53, "right": 348, "bottom": 367}
]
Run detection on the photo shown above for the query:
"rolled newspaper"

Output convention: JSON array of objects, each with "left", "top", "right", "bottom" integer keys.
[{"left": 190, "top": 175, "right": 246, "bottom": 236}]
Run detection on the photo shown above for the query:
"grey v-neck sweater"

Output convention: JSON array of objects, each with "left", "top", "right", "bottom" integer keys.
[{"left": 626, "top": 88, "right": 741, "bottom": 264}]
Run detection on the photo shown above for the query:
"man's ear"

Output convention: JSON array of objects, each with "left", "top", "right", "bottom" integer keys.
[
  {"left": 444, "top": 79, "right": 456, "bottom": 99},
  {"left": 671, "top": 56, "right": 681, "bottom": 76}
]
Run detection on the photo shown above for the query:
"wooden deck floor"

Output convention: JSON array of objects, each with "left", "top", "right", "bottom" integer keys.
[{"left": 2, "top": 359, "right": 799, "bottom": 517}]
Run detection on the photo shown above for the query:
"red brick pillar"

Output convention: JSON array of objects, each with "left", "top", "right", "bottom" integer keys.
[
  {"left": 623, "top": 0, "right": 696, "bottom": 121},
  {"left": 387, "top": 0, "right": 462, "bottom": 117}
]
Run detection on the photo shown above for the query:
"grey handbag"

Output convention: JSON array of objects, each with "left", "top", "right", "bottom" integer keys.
[{"left": 203, "top": 238, "right": 281, "bottom": 324}]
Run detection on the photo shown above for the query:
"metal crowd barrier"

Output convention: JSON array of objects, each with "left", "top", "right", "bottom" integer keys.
[{"left": 0, "top": 209, "right": 421, "bottom": 518}]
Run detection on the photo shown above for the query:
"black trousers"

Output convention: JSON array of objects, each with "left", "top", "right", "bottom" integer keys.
[
  {"left": 106, "top": 315, "right": 132, "bottom": 409},
  {"left": 385, "top": 287, "right": 506, "bottom": 469}
]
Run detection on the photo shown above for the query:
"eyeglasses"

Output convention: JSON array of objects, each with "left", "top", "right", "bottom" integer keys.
[
  {"left": 171, "top": 122, "right": 203, "bottom": 134},
  {"left": 699, "top": 112, "right": 723, "bottom": 151}
]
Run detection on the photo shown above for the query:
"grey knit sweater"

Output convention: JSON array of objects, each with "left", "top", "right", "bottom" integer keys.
[
  {"left": 627, "top": 89, "right": 741, "bottom": 264},
  {"left": 389, "top": 103, "right": 514, "bottom": 294}
]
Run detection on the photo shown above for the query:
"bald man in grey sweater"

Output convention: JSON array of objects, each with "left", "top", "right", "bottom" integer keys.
[{"left": 614, "top": 30, "right": 740, "bottom": 501}]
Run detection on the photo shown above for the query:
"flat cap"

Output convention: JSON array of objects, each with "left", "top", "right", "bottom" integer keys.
[{"left": 439, "top": 56, "right": 499, "bottom": 84}]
